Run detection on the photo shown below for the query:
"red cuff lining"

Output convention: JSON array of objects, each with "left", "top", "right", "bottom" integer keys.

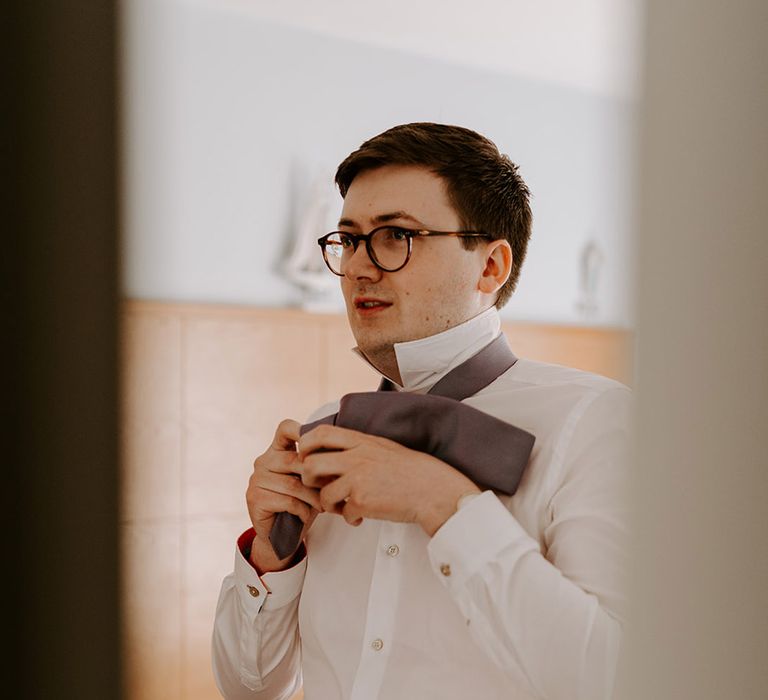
[
  {"left": 237, "top": 527, "right": 307, "bottom": 573},
  {"left": 237, "top": 527, "right": 257, "bottom": 555}
]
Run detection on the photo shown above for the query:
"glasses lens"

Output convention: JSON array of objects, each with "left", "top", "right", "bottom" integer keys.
[
  {"left": 370, "top": 227, "right": 409, "bottom": 271},
  {"left": 323, "top": 233, "right": 349, "bottom": 274}
]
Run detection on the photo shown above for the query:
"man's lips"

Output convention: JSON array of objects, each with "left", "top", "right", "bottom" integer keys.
[{"left": 353, "top": 297, "right": 393, "bottom": 311}]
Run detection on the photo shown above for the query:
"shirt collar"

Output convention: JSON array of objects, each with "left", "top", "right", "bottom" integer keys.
[{"left": 352, "top": 306, "right": 502, "bottom": 393}]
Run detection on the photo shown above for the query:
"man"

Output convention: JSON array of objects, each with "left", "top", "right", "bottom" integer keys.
[{"left": 212, "top": 123, "right": 631, "bottom": 700}]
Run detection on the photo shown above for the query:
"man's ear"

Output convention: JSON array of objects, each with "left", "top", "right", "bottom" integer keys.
[{"left": 478, "top": 240, "right": 513, "bottom": 295}]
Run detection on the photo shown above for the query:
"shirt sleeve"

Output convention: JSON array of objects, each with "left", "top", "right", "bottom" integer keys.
[
  {"left": 427, "top": 386, "right": 632, "bottom": 700},
  {"left": 211, "top": 529, "right": 307, "bottom": 699}
]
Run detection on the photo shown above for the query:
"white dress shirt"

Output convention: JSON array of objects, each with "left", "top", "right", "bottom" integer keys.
[{"left": 212, "top": 308, "right": 632, "bottom": 700}]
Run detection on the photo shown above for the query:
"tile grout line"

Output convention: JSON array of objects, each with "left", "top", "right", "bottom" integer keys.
[
  {"left": 324, "top": 317, "right": 341, "bottom": 401},
  {"left": 318, "top": 317, "right": 328, "bottom": 406},
  {"left": 179, "top": 313, "right": 188, "bottom": 700}
]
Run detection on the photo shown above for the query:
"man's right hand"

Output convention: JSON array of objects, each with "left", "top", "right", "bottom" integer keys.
[{"left": 246, "top": 419, "right": 322, "bottom": 574}]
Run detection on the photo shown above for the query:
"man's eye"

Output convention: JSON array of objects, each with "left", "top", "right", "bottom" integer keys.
[
  {"left": 339, "top": 235, "right": 354, "bottom": 248},
  {"left": 390, "top": 228, "right": 408, "bottom": 241}
]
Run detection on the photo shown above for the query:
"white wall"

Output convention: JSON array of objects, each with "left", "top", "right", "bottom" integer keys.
[
  {"left": 195, "top": 0, "right": 643, "bottom": 100},
  {"left": 123, "top": 0, "right": 639, "bottom": 326}
]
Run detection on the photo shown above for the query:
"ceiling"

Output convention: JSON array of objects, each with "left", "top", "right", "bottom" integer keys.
[{"left": 185, "top": 0, "right": 644, "bottom": 100}]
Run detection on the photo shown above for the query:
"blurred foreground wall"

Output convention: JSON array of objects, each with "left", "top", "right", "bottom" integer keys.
[
  {"left": 6, "top": 1, "right": 121, "bottom": 698},
  {"left": 620, "top": 1, "right": 768, "bottom": 698}
]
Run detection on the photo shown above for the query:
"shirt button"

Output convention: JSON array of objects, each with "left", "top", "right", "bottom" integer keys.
[
  {"left": 371, "top": 638, "right": 384, "bottom": 652},
  {"left": 440, "top": 563, "right": 452, "bottom": 577},
  {"left": 247, "top": 585, "right": 260, "bottom": 597},
  {"left": 386, "top": 544, "right": 400, "bottom": 557}
]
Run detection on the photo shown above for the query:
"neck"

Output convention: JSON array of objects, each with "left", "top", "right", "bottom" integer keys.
[
  {"left": 361, "top": 345, "right": 402, "bottom": 385},
  {"left": 355, "top": 306, "right": 501, "bottom": 390}
]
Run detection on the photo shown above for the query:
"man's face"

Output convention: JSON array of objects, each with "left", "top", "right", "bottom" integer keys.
[{"left": 338, "top": 165, "right": 488, "bottom": 359}]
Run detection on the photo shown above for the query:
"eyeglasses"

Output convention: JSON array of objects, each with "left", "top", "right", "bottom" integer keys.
[{"left": 317, "top": 226, "right": 491, "bottom": 276}]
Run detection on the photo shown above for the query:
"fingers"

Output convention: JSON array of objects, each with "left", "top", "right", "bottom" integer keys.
[
  {"left": 298, "top": 424, "right": 375, "bottom": 458},
  {"left": 260, "top": 491, "right": 314, "bottom": 524},
  {"left": 248, "top": 470, "right": 322, "bottom": 513},
  {"left": 299, "top": 449, "right": 356, "bottom": 488},
  {"left": 343, "top": 510, "right": 364, "bottom": 527},
  {"left": 250, "top": 420, "right": 304, "bottom": 497},
  {"left": 319, "top": 475, "right": 363, "bottom": 527},
  {"left": 267, "top": 473, "right": 323, "bottom": 512},
  {"left": 252, "top": 451, "right": 301, "bottom": 483},
  {"left": 298, "top": 425, "right": 385, "bottom": 488},
  {"left": 318, "top": 473, "right": 349, "bottom": 514},
  {"left": 246, "top": 481, "right": 318, "bottom": 546},
  {"left": 271, "top": 418, "right": 302, "bottom": 451},
  {"left": 246, "top": 488, "right": 318, "bottom": 570},
  {"left": 341, "top": 501, "right": 364, "bottom": 527}
]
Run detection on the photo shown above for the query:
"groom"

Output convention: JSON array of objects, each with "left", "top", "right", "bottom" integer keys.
[{"left": 212, "top": 123, "right": 631, "bottom": 700}]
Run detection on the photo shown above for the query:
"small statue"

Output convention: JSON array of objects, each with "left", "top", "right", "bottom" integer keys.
[
  {"left": 576, "top": 239, "right": 604, "bottom": 320},
  {"left": 282, "top": 172, "right": 343, "bottom": 312}
]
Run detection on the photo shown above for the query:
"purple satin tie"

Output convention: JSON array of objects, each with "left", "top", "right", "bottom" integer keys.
[{"left": 269, "top": 334, "right": 535, "bottom": 560}]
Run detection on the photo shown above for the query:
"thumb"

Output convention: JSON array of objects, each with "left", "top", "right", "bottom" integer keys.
[{"left": 271, "top": 419, "right": 302, "bottom": 451}]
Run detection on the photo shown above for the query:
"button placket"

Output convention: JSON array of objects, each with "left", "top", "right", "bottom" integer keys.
[{"left": 349, "top": 522, "right": 405, "bottom": 699}]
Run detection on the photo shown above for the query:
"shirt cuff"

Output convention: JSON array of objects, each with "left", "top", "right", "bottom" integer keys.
[
  {"left": 233, "top": 528, "right": 307, "bottom": 614},
  {"left": 427, "top": 491, "right": 539, "bottom": 591}
]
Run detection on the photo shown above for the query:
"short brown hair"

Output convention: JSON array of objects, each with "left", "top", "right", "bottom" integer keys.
[{"left": 335, "top": 123, "right": 532, "bottom": 308}]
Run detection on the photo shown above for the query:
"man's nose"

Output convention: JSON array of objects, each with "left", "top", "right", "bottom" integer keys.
[{"left": 343, "top": 241, "right": 382, "bottom": 281}]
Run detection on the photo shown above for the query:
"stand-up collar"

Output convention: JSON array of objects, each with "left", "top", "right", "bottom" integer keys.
[{"left": 352, "top": 306, "right": 502, "bottom": 393}]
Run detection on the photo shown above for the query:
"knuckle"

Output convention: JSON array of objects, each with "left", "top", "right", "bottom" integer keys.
[
  {"left": 348, "top": 491, "right": 366, "bottom": 509},
  {"left": 252, "top": 486, "right": 270, "bottom": 504},
  {"left": 301, "top": 460, "right": 316, "bottom": 480},
  {"left": 284, "top": 495, "right": 306, "bottom": 519},
  {"left": 252, "top": 452, "right": 269, "bottom": 472},
  {"left": 319, "top": 490, "right": 334, "bottom": 511},
  {"left": 343, "top": 508, "right": 361, "bottom": 526},
  {"left": 284, "top": 475, "right": 302, "bottom": 496}
]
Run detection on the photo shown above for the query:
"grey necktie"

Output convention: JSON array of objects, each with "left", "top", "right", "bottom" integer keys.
[{"left": 269, "top": 334, "right": 535, "bottom": 560}]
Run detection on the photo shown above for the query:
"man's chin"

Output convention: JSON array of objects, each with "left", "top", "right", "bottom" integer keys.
[
  {"left": 353, "top": 330, "right": 398, "bottom": 359},
  {"left": 349, "top": 313, "right": 424, "bottom": 354},
  {"left": 354, "top": 336, "right": 391, "bottom": 357}
]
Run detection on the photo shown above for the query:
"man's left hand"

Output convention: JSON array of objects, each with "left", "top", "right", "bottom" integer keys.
[{"left": 296, "top": 424, "right": 481, "bottom": 536}]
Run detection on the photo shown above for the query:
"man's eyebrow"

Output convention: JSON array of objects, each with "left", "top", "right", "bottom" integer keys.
[{"left": 337, "top": 211, "right": 425, "bottom": 228}]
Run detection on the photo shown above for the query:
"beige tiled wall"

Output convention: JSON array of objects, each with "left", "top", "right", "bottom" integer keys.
[
  {"left": 121, "top": 308, "right": 185, "bottom": 699},
  {"left": 120, "top": 300, "right": 632, "bottom": 699}
]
